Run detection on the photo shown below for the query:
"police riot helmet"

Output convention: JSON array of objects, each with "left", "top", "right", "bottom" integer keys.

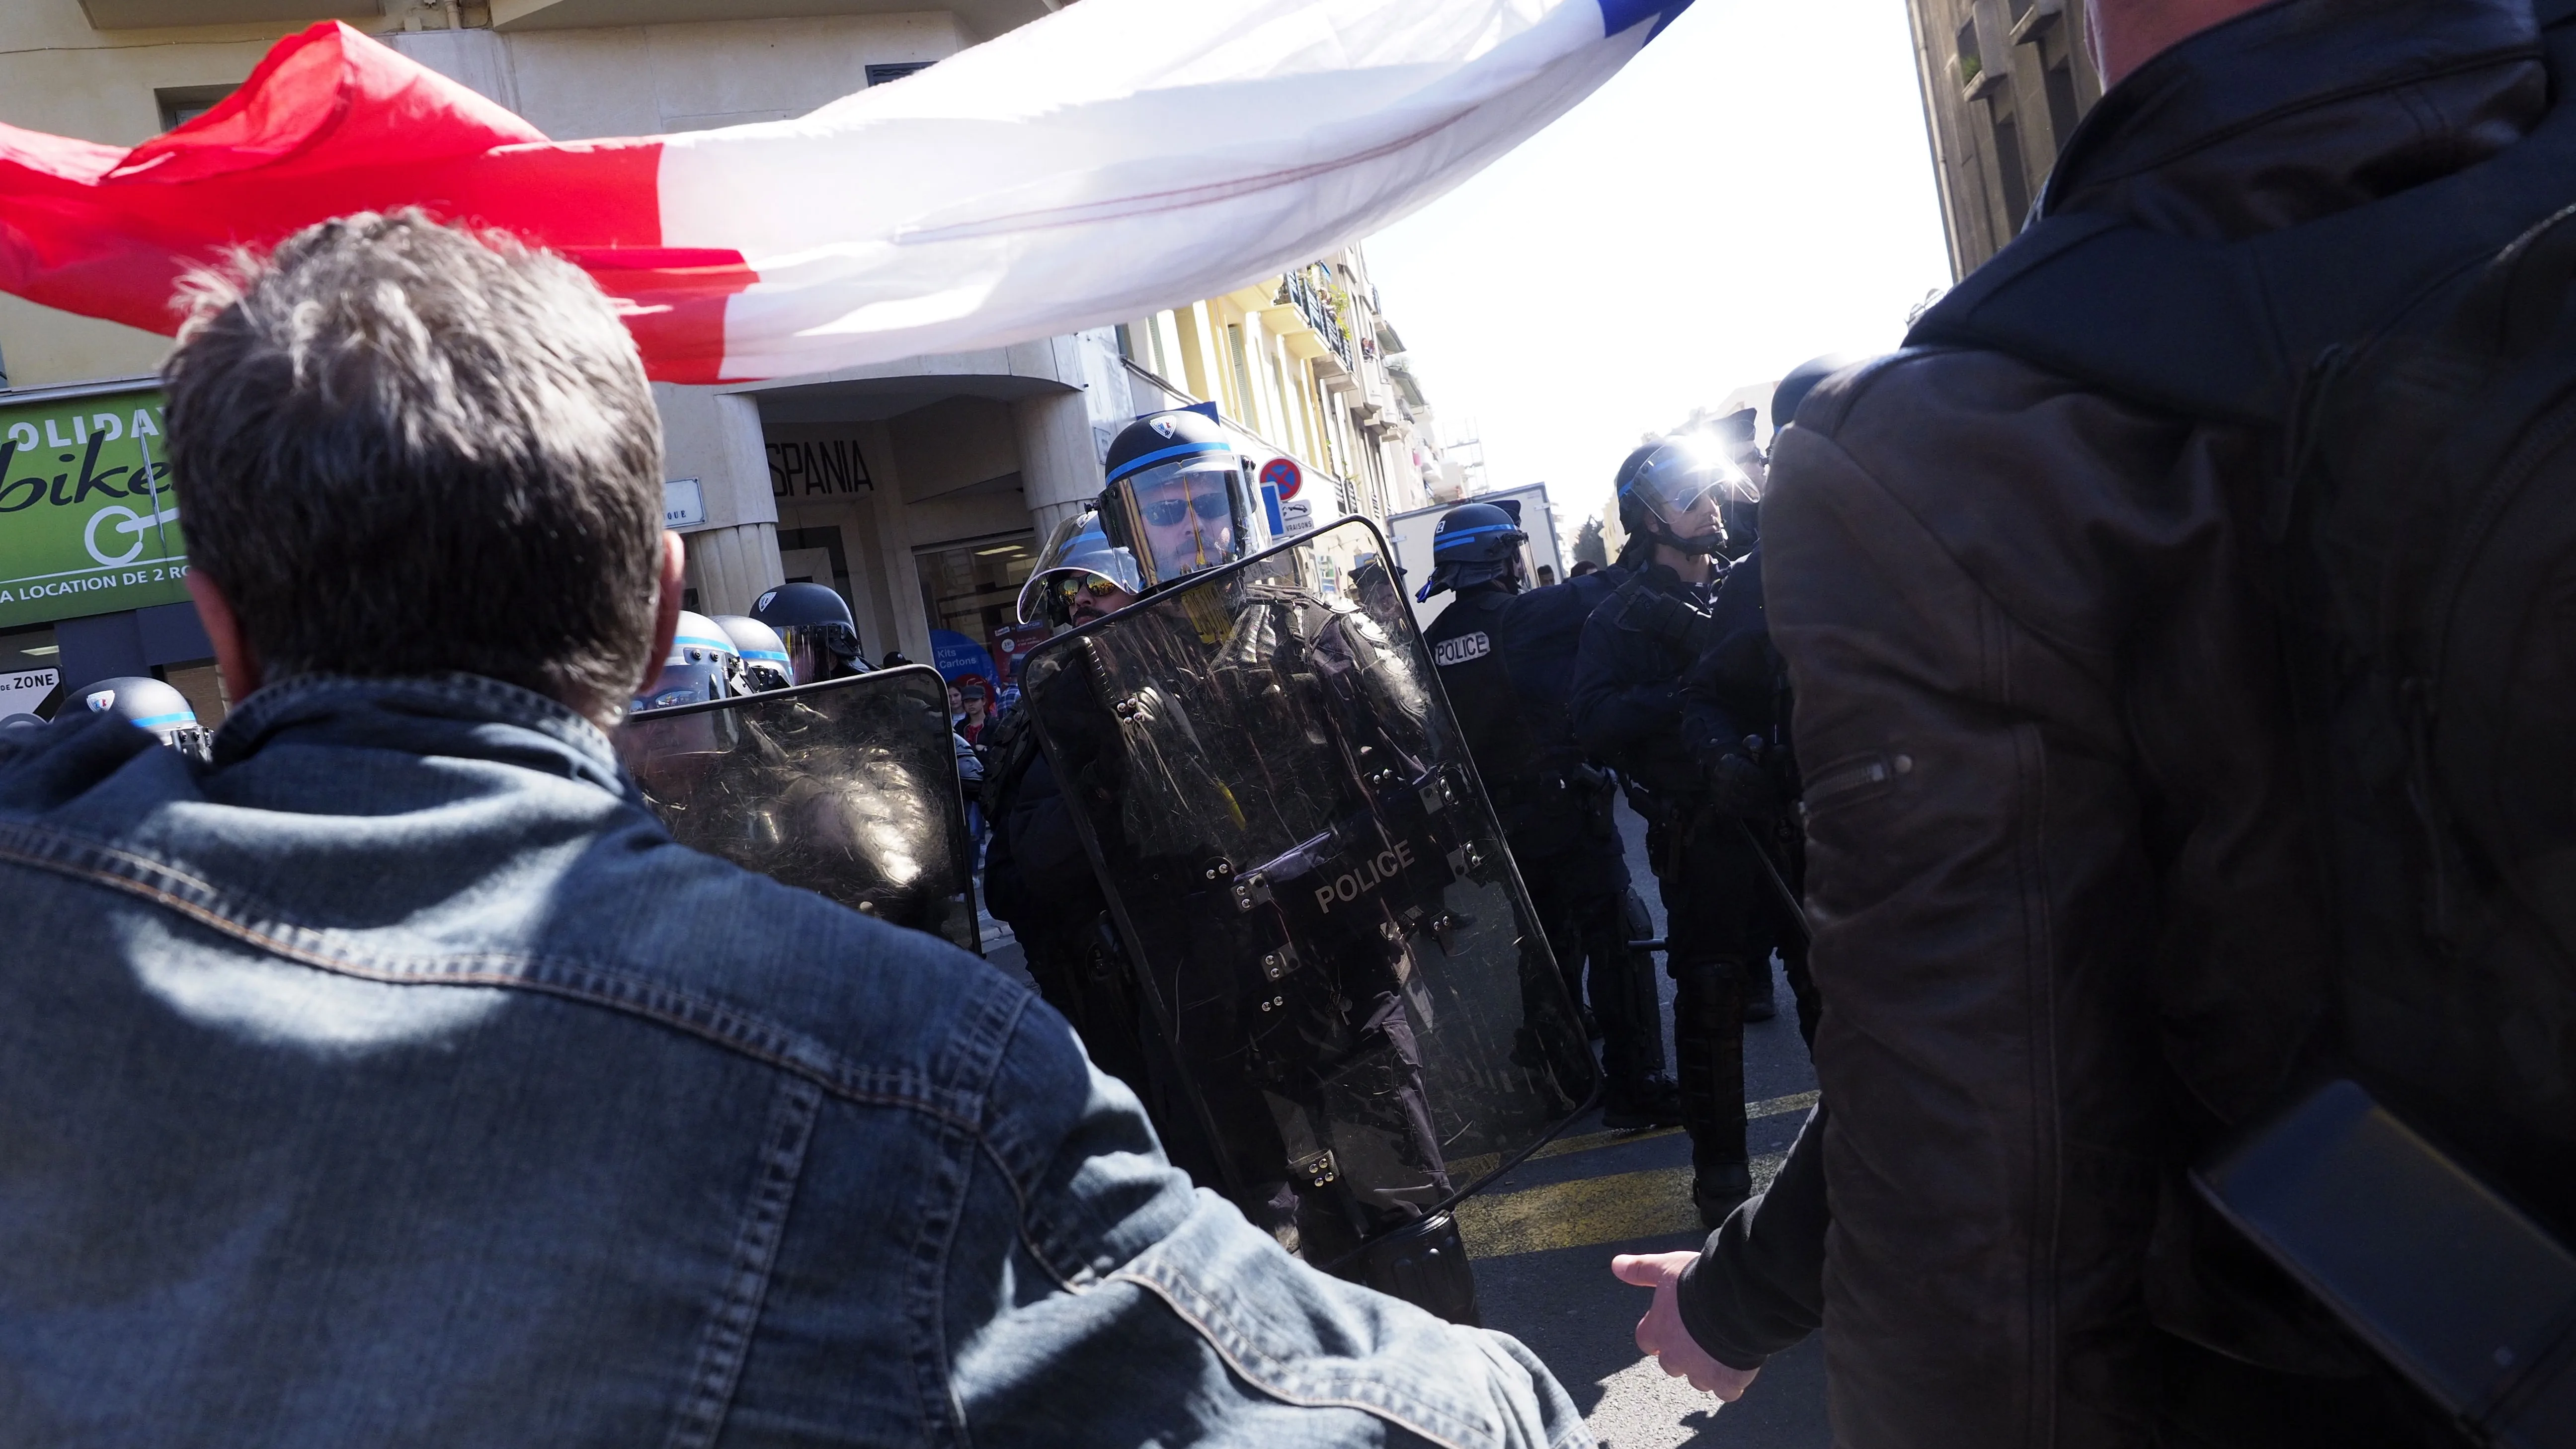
[
  {"left": 1096, "top": 410, "right": 1270, "bottom": 593},
  {"left": 752, "top": 582, "right": 869, "bottom": 684},
  {"left": 1017, "top": 509, "right": 1146, "bottom": 627},
  {"left": 1414, "top": 500, "right": 1529, "bottom": 602},
  {"left": 1616, "top": 432, "right": 1752, "bottom": 560},
  {"left": 712, "top": 615, "right": 794, "bottom": 692},
  {"left": 78, "top": 675, "right": 211, "bottom": 761},
  {"left": 634, "top": 611, "right": 741, "bottom": 713}
]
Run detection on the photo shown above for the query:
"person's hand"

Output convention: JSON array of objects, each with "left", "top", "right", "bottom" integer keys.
[
  {"left": 1704, "top": 749, "right": 1779, "bottom": 816},
  {"left": 1610, "top": 1251, "right": 1762, "bottom": 1401}
]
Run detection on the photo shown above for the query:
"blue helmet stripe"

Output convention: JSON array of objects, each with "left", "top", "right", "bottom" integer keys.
[
  {"left": 675, "top": 634, "right": 734, "bottom": 653},
  {"left": 1434, "top": 522, "right": 1521, "bottom": 551},
  {"left": 128, "top": 711, "right": 194, "bottom": 728},
  {"left": 1106, "top": 439, "right": 1234, "bottom": 483},
  {"left": 740, "top": 648, "right": 790, "bottom": 662}
]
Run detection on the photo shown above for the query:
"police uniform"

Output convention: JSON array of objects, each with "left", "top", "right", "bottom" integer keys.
[
  {"left": 1678, "top": 544, "right": 1817, "bottom": 1041},
  {"left": 1487, "top": 568, "right": 1679, "bottom": 1121},
  {"left": 1569, "top": 559, "right": 1761, "bottom": 1214}
]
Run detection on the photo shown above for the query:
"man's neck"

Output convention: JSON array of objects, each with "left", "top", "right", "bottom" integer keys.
[
  {"left": 2087, "top": 0, "right": 2272, "bottom": 85},
  {"left": 1649, "top": 543, "right": 1714, "bottom": 587}
]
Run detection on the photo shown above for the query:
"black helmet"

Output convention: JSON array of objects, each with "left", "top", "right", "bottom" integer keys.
[
  {"left": 77, "top": 675, "right": 211, "bottom": 761},
  {"left": 1414, "top": 500, "right": 1529, "bottom": 602},
  {"left": 1097, "top": 410, "right": 1268, "bottom": 592},
  {"left": 1771, "top": 353, "right": 1865, "bottom": 440},
  {"left": 752, "top": 582, "right": 868, "bottom": 684},
  {"left": 1616, "top": 433, "right": 1752, "bottom": 560},
  {"left": 711, "top": 615, "right": 794, "bottom": 692}
]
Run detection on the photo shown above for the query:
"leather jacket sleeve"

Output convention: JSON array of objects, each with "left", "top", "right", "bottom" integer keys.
[
  {"left": 1675, "top": 1102, "right": 1827, "bottom": 1370},
  {"left": 1762, "top": 352, "right": 2198, "bottom": 1449}
]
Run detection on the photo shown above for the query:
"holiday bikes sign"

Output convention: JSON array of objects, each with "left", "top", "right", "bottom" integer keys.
[{"left": 0, "top": 384, "right": 188, "bottom": 629}]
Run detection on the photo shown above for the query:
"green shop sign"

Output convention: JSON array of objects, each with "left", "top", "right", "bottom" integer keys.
[{"left": 0, "top": 385, "right": 187, "bottom": 630}]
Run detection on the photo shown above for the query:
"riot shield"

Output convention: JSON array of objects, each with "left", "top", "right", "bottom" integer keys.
[
  {"left": 612, "top": 665, "right": 981, "bottom": 954},
  {"left": 1022, "top": 517, "right": 1597, "bottom": 1258}
]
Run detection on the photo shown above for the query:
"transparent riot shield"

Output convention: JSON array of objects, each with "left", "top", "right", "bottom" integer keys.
[
  {"left": 612, "top": 665, "right": 981, "bottom": 954},
  {"left": 1021, "top": 518, "right": 1597, "bottom": 1258}
]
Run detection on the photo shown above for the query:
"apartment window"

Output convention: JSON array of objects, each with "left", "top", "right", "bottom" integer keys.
[
  {"left": 1955, "top": 17, "right": 1983, "bottom": 87},
  {"left": 865, "top": 62, "right": 934, "bottom": 86},
  {"left": 1990, "top": 109, "right": 2032, "bottom": 231},
  {"left": 2044, "top": 54, "right": 2083, "bottom": 154},
  {"left": 156, "top": 84, "right": 237, "bottom": 132}
]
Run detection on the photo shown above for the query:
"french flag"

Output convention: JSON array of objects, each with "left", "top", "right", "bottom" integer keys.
[{"left": 0, "top": 0, "right": 1686, "bottom": 384}]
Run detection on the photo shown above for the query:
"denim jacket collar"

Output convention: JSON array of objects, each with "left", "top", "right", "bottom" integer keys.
[{"left": 213, "top": 672, "right": 644, "bottom": 807}]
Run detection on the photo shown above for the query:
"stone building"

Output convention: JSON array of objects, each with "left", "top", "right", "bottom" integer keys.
[{"left": 1902, "top": 0, "right": 2102, "bottom": 277}]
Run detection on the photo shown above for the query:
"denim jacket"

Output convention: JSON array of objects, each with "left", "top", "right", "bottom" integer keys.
[{"left": 0, "top": 673, "right": 1587, "bottom": 1449}]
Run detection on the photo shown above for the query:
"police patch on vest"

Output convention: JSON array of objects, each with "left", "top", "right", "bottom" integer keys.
[{"left": 1433, "top": 632, "right": 1491, "bottom": 667}]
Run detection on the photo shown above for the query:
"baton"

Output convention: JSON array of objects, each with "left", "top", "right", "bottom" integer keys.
[{"left": 1733, "top": 816, "right": 1812, "bottom": 947}]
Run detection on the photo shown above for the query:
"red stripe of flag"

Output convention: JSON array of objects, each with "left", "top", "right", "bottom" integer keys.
[{"left": 0, "top": 22, "right": 748, "bottom": 381}]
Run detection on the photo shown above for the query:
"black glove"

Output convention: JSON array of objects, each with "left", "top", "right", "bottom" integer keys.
[{"left": 1705, "top": 747, "right": 1781, "bottom": 817}]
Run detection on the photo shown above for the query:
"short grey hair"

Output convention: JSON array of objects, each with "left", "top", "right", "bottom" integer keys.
[{"left": 164, "top": 211, "right": 665, "bottom": 721}]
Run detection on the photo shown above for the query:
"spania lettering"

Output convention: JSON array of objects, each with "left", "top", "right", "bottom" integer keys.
[{"left": 1313, "top": 838, "right": 1419, "bottom": 913}]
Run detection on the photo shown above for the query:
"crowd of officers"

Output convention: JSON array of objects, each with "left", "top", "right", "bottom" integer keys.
[
  {"left": 981, "top": 357, "right": 1853, "bottom": 1231},
  {"left": 62, "top": 368, "right": 1844, "bottom": 1255}
]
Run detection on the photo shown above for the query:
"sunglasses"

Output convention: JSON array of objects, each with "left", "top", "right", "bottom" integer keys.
[
  {"left": 1137, "top": 488, "right": 1233, "bottom": 528},
  {"left": 1051, "top": 574, "right": 1128, "bottom": 605}
]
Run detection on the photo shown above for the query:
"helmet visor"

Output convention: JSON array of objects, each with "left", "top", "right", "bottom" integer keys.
[
  {"left": 774, "top": 622, "right": 861, "bottom": 684},
  {"left": 636, "top": 660, "right": 733, "bottom": 713},
  {"left": 1108, "top": 457, "right": 1251, "bottom": 589},
  {"left": 1625, "top": 437, "right": 1754, "bottom": 531}
]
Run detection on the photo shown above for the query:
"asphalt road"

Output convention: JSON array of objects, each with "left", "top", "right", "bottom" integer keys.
[{"left": 1462, "top": 800, "right": 1829, "bottom": 1449}]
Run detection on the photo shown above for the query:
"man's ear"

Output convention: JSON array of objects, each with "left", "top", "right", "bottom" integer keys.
[
  {"left": 639, "top": 531, "right": 687, "bottom": 695},
  {"left": 186, "top": 570, "right": 262, "bottom": 702}
]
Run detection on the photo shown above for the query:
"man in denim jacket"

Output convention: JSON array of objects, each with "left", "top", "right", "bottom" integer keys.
[{"left": 0, "top": 212, "right": 1586, "bottom": 1449}]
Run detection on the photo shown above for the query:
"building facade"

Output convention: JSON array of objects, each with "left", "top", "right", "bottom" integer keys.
[
  {"left": 0, "top": 0, "right": 1444, "bottom": 727},
  {"left": 1903, "top": 0, "right": 2103, "bottom": 277}
]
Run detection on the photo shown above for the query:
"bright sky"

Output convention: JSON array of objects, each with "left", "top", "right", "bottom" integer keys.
[{"left": 1363, "top": 0, "right": 1955, "bottom": 527}]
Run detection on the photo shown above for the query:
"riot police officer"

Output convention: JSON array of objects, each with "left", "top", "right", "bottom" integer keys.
[
  {"left": 73, "top": 676, "right": 213, "bottom": 762},
  {"left": 980, "top": 509, "right": 1164, "bottom": 1120},
  {"left": 751, "top": 581, "right": 872, "bottom": 683},
  {"left": 1419, "top": 501, "right": 1680, "bottom": 1129},
  {"left": 1020, "top": 410, "right": 1579, "bottom": 1323},
  {"left": 1675, "top": 359, "right": 1858, "bottom": 1047},
  {"left": 1570, "top": 433, "right": 1767, "bottom": 1220}
]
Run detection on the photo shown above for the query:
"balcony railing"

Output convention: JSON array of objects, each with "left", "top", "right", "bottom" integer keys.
[{"left": 1279, "top": 265, "right": 1355, "bottom": 371}]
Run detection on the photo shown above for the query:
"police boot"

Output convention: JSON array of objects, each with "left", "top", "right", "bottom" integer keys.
[
  {"left": 1672, "top": 957, "right": 1751, "bottom": 1225},
  {"left": 1741, "top": 951, "right": 1778, "bottom": 1023},
  {"left": 1602, "top": 1073, "right": 1684, "bottom": 1132},
  {"left": 1597, "top": 907, "right": 1682, "bottom": 1130}
]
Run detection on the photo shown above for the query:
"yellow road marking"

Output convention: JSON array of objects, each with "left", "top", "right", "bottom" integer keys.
[
  {"left": 1448, "top": 1089, "right": 1819, "bottom": 1184},
  {"left": 1456, "top": 1151, "right": 1788, "bottom": 1259}
]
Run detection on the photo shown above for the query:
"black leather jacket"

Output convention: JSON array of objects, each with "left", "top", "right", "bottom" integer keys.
[{"left": 1764, "top": 2, "right": 2548, "bottom": 1445}]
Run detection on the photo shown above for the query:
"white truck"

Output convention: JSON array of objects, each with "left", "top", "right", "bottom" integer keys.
[{"left": 1383, "top": 482, "right": 1567, "bottom": 635}]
